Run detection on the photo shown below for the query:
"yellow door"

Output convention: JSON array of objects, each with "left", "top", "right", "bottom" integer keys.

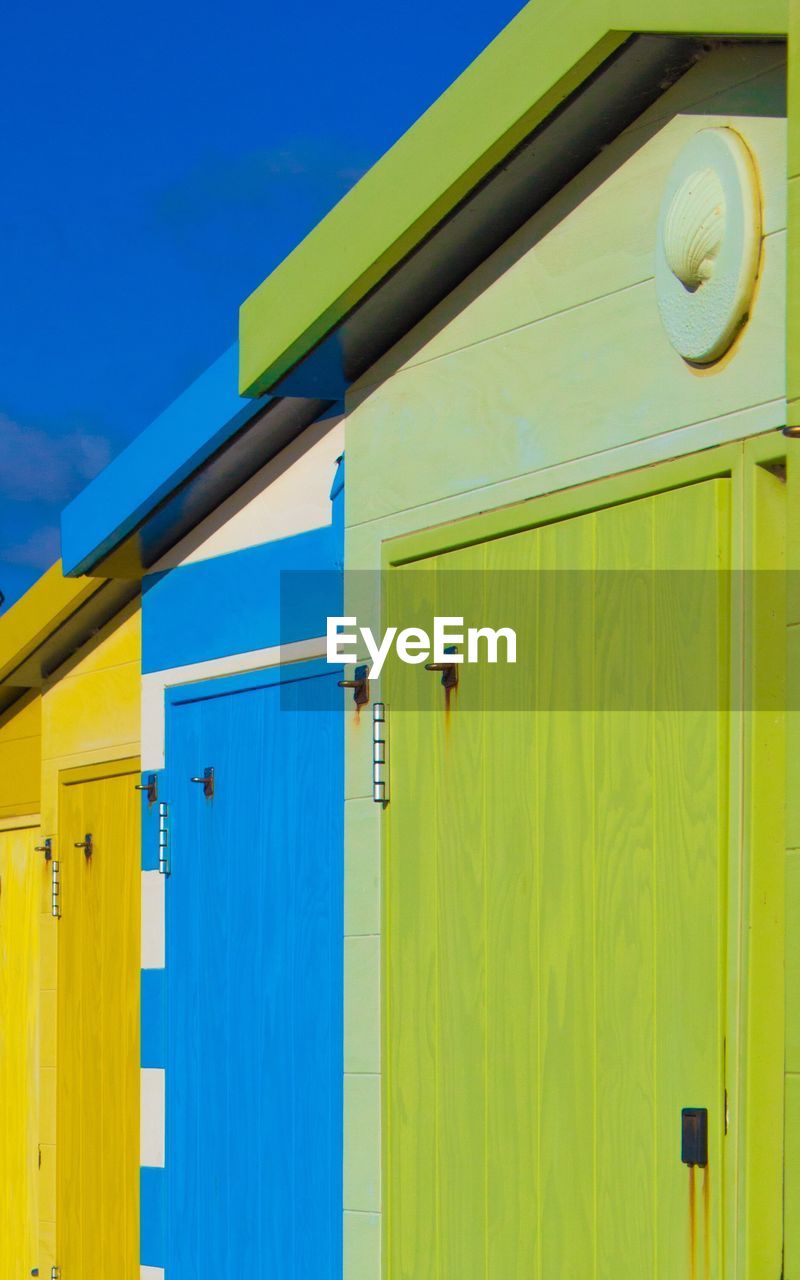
[
  {"left": 57, "top": 761, "right": 140, "bottom": 1278},
  {"left": 0, "top": 815, "right": 39, "bottom": 1276},
  {"left": 386, "top": 479, "right": 731, "bottom": 1278}
]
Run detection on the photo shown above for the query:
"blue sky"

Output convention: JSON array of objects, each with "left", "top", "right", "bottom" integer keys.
[{"left": 0, "top": 0, "right": 526, "bottom": 607}]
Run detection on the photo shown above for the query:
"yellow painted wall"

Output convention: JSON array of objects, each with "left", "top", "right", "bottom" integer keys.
[
  {"left": 0, "top": 692, "right": 41, "bottom": 819},
  {"left": 37, "top": 597, "right": 141, "bottom": 1278}
]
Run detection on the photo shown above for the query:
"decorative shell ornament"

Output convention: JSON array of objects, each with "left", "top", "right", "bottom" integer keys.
[{"left": 655, "top": 128, "right": 761, "bottom": 363}]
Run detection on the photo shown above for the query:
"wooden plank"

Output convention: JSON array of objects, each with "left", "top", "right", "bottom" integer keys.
[
  {"left": 741, "top": 456, "right": 787, "bottom": 1276},
  {"left": 483, "top": 529, "right": 540, "bottom": 1278},
  {"left": 433, "top": 545, "right": 487, "bottom": 1279},
  {"left": 786, "top": 1074, "right": 800, "bottom": 1279},
  {"left": 533, "top": 513, "right": 596, "bottom": 1276},
  {"left": 0, "top": 820, "right": 39, "bottom": 1277},
  {"left": 57, "top": 776, "right": 84, "bottom": 1271},
  {"left": 384, "top": 562, "right": 441, "bottom": 1279},
  {"left": 788, "top": 853, "right": 800, "bottom": 1073},
  {"left": 593, "top": 495, "right": 656, "bottom": 1275},
  {"left": 57, "top": 765, "right": 140, "bottom": 1277},
  {"left": 652, "top": 481, "right": 730, "bottom": 1279}
]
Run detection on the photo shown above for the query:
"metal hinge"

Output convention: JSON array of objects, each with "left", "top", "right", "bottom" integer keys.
[
  {"left": 51, "top": 861, "right": 61, "bottom": 919},
  {"left": 158, "top": 801, "right": 170, "bottom": 876},
  {"left": 51, "top": 1265, "right": 61, "bottom": 1278},
  {"left": 372, "top": 702, "right": 389, "bottom": 804}
]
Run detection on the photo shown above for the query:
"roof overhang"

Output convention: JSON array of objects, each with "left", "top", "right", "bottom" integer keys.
[
  {"left": 0, "top": 564, "right": 138, "bottom": 717},
  {"left": 238, "top": 0, "right": 787, "bottom": 401},
  {"left": 60, "top": 343, "right": 332, "bottom": 580}
]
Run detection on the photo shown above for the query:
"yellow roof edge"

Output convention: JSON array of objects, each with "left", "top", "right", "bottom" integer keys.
[{"left": 0, "top": 562, "right": 105, "bottom": 688}]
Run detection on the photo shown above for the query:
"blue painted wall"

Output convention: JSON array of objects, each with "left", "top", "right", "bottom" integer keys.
[{"left": 141, "top": 456, "right": 343, "bottom": 672}]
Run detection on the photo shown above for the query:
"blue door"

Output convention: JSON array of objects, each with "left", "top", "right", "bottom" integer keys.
[{"left": 164, "top": 661, "right": 342, "bottom": 1277}]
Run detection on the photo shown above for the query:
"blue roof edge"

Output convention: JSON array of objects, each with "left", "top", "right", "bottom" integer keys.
[{"left": 61, "top": 344, "right": 269, "bottom": 578}]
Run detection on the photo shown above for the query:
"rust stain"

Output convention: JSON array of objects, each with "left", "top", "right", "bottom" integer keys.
[
  {"left": 688, "top": 1165, "right": 697, "bottom": 1280},
  {"left": 443, "top": 679, "right": 459, "bottom": 736},
  {"left": 702, "top": 1164, "right": 710, "bottom": 1280}
]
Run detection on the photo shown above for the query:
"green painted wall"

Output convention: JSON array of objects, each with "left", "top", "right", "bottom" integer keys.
[
  {"left": 341, "top": 46, "right": 788, "bottom": 1280},
  {"left": 787, "top": 5, "right": 800, "bottom": 1270}
]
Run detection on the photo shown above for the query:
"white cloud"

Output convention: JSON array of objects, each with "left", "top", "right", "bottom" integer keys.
[{"left": 0, "top": 413, "right": 112, "bottom": 504}]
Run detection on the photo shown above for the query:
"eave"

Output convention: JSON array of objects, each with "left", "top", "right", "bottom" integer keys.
[
  {"left": 60, "top": 343, "right": 331, "bottom": 580},
  {"left": 239, "top": 0, "right": 787, "bottom": 401}
]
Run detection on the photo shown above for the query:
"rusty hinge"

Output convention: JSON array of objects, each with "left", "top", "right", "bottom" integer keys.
[
  {"left": 372, "top": 702, "right": 388, "bottom": 804},
  {"left": 158, "top": 801, "right": 170, "bottom": 876},
  {"left": 51, "top": 861, "right": 61, "bottom": 919}
]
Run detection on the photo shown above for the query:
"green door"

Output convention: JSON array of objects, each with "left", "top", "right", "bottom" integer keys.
[{"left": 385, "top": 479, "right": 730, "bottom": 1279}]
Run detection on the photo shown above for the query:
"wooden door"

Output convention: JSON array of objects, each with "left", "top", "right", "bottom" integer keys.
[
  {"left": 57, "top": 761, "right": 140, "bottom": 1277},
  {"left": 164, "top": 662, "right": 343, "bottom": 1279},
  {"left": 386, "top": 479, "right": 731, "bottom": 1278},
  {"left": 0, "top": 815, "right": 39, "bottom": 1276}
]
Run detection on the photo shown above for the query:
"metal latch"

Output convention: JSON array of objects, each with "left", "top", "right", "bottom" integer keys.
[
  {"left": 681, "top": 1108, "right": 708, "bottom": 1167},
  {"left": 35, "top": 837, "right": 53, "bottom": 861},
  {"left": 135, "top": 773, "right": 159, "bottom": 804},
  {"left": 190, "top": 766, "right": 215, "bottom": 798},
  {"left": 425, "top": 645, "right": 459, "bottom": 690},
  {"left": 51, "top": 861, "right": 61, "bottom": 918},
  {"left": 372, "top": 702, "right": 388, "bottom": 804},
  {"left": 339, "top": 664, "right": 369, "bottom": 707},
  {"left": 74, "top": 833, "right": 93, "bottom": 859},
  {"left": 158, "top": 802, "right": 169, "bottom": 876}
]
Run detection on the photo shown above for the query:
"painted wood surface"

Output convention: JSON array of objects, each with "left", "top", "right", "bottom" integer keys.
[
  {"left": 56, "top": 762, "right": 140, "bottom": 1278},
  {"left": 0, "top": 694, "right": 41, "bottom": 819},
  {"left": 345, "top": 50, "right": 785, "bottom": 531},
  {"left": 385, "top": 479, "right": 730, "bottom": 1277},
  {"left": 0, "top": 817, "right": 39, "bottom": 1277},
  {"left": 164, "top": 663, "right": 343, "bottom": 1278}
]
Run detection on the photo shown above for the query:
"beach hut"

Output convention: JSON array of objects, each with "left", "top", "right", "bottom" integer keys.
[
  {"left": 238, "top": 4, "right": 795, "bottom": 1276},
  {"left": 60, "top": 343, "right": 345, "bottom": 1278},
  {"left": 0, "top": 564, "right": 141, "bottom": 1279}
]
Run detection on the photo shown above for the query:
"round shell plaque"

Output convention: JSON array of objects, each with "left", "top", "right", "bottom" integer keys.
[{"left": 655, "top": 128, "right": 762, "bottom": 363}]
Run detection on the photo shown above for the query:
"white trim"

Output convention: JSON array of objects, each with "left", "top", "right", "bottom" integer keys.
[
  {"left": 0, "top": 812, "right": 39, "bottom": 832},
  {"left": 141, "top": 636, "right": 328, "bottom": 770},
  {"left": 140, "top": 1267, "right": 165, "bottom": 1279},
  {"left": 141, "top": 871, "right": 165, "bottom": 970},
  {"left": 140, "top": 1067, "right": 165, "bottom": 1168}
]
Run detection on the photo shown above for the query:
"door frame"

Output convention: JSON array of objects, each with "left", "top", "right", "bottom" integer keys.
[
  {"left": 164, "top": 654, "right": 339, "bottom": 721},
  {"left": 160, "top": 654, "right": 344, "bottom": 1275},
  {"left": 380, "top": 434, "right": 787, "bottom": 1279}
]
